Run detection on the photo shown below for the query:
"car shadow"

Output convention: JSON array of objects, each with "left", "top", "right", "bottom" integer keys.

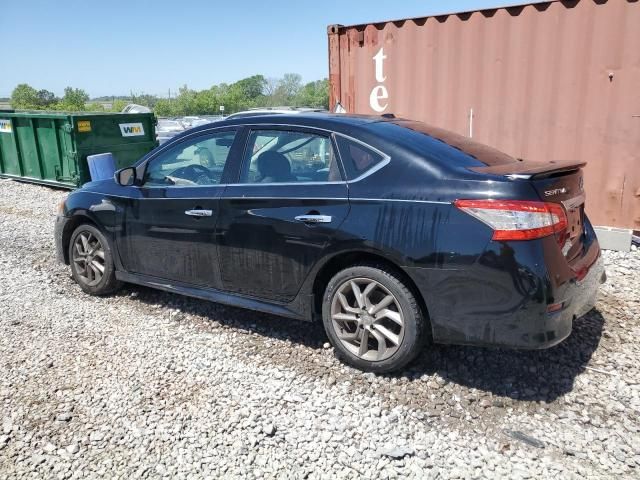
[
  {"left": 119, "top": 284, "right": 604, "bottom": 403},
  {"left": 119, "top": 284, "right": 329, "bottom": 348},
  {"left": 403, "top": 309, "right": 606, "bottom": 402}
]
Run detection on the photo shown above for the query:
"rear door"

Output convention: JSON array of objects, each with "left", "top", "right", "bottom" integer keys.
[
  {"left": 116, "top": 127, "right": 241, "bottom": 288},
  {"left": 217, "top": 126, "right": 350, "bottom": 302}
]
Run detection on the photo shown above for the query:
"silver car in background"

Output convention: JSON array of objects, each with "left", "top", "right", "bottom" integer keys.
[{"left": 156, "top": 119, "right": 185, "bottom": 144}]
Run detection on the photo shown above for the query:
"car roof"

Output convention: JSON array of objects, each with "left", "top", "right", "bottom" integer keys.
[
  {"left": 202, "top": 112, "right": 393, "bottom": 132},
  {"left": 169, "top": 112, "right": 517, "bottom": 168},
  {"left": 225, "top": 108, "right": 327, "bottom": 119}
]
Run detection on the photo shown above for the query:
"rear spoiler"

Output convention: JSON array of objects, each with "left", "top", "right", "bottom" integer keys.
[{"left": 469, "top": 160, "right": 587, "bottom": 179}]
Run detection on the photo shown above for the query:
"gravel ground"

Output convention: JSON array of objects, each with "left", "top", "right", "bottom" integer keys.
[{"left": 0, "top": 178, "right": 638, "bottom": 479}]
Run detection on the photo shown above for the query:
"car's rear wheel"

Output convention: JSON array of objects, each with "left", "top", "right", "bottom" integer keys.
[
  {"left": 69, "top": 224, "right": 121, "bottom": 295},
  {"left": 322, "top": 264, "right": 427, "bottom": 373}
]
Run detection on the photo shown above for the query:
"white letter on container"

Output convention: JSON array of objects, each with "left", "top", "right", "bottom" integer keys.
[
  {"left": 373, "top": 48, "right": 387, "bottom": 82},
  {"left": 369, "top": 85, "right": 389, "bottom": 112}
]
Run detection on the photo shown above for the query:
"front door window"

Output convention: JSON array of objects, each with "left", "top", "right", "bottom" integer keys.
[{"left": 145, "top": 131, "right": 237, "bottom": 186}]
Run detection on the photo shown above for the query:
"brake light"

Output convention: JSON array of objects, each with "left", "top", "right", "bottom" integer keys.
[{"left": 454, "top": 199, "right": 568, "bottom": 241}]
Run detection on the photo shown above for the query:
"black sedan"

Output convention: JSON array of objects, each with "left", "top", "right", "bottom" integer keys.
[{"left": 55, "top": 113, "right": 605, "bottom": 372}]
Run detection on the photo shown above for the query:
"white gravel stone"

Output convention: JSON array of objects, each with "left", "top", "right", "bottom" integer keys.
[
  {"left": 65, "top": 444, "right": 79, "bottom": 455},
  {"left": 0, "top": 179, "right": 638, "bottom": 479}
]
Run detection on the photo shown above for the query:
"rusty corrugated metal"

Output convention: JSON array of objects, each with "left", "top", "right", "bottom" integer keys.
[{"left": 328, "top": 0, "right": 640, "bottom": 229}]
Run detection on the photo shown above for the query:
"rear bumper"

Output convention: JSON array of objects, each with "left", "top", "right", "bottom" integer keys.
[
  {"left": 538, "top": 253, "right": 605, "bottom": 348},
  {"left": 570, "top": 254, "right": 605, "bottom": 320},
  {"left": 407, "top": 237, "right": 605, "bottom": 350}
]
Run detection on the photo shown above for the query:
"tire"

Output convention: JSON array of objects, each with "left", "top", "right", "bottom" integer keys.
[
  {"left": 68, "top": 224, "right": 122, "bottom": 296},
  {"left": 322, "top": 264, "right": 427, "bottom": 373}
]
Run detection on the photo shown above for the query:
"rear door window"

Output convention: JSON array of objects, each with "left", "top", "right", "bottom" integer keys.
[{"left": 241, "top": 129, "right": 343, "bottom": 183}]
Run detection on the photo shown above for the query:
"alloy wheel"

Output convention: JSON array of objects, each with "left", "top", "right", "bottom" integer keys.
[
  {"left": 330, "top": 278, "right": 405, "bottom": 362},
  {"left": 72, "top": 231, "right": 106, "bottom": 287}
]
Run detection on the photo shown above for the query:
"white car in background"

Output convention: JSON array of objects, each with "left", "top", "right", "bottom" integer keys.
[
  {"left": 180, "top": 116, "right": 202, "bottom": 128},
  {"left": 224, "top": 107, "right": 327, "bottom": 120},
  {"left": 156, "top": 119, "right": 185, "bottom": 144}
]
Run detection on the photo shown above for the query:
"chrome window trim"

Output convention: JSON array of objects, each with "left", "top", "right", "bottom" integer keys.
[
  {"left": 349, "top": 198, "right": 450, "bottom": 205},
  {"left": 223, "top": 197, "right": 350, "bottom": 201},
  {"left": 238, "top": 126, "right": 342, "bottom": 186},
  {"left": 81, "top": 191, "right": 451, "bottom": 205},
  {"left": 150, "top": 122, "right": 392, "bottom": 187},
  {"left": 221, "top": 197, "right": 449, "bottom": 205},
  {"left": 225, "top": 181, "right": 347, "bottom": 187},
  {"left": 227, "top": 130, "right": 390, "bottom": 187},
  {"left": 142, "top": 127, "right": 238, "bottom": 189},
  {"left": 139, "top": 184, "right": 227, "bottom": 191},
  {"left": 332, "top": 132, "right": 391, "bottom": 183},
  {"left": 144, "top": 125, "right": 240, "bottom": 162},
  {"left": 347, "top": 157, "right": 390, "bottom": 183}
]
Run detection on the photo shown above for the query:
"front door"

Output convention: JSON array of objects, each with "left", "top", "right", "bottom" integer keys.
[
  {"left": 117, "top": 127, "right": 241, "bottom": 288},
  {"left": 217, "top": 127, "right": 350, "bottom": 302}
]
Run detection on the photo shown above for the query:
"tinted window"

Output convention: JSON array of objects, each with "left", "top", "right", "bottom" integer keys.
[
  {"left": 364, "top": 120, "right": 512, "bottom": 168},
  {"left": 393, "top": 120, "right": 514, "bottom": 166},
  {"left": 241, "top": 130, "right": 342, "bottom": 183},
  {"left": 335, "top": 136, "right": 386, "bottom": 180},
  {"left": 145, "top": 130, "right": 236, "bottom": 186}
]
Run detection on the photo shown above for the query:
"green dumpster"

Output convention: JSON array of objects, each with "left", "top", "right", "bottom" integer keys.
[{"left": 0, "top": 111, "right": 158, "bottom": 188}]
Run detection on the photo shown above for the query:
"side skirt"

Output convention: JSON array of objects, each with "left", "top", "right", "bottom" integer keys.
[{"left": 115, "top": 271, "right": 314, "bottom": 321}]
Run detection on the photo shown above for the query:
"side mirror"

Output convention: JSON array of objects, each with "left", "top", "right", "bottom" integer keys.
[{"left": 114, "top": 167, "right": 136, "bottom": 186}]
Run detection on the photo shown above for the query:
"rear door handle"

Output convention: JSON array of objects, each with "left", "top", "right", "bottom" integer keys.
[
  {"left": 294, "top": 214, "right": 332, "bottom": 224},
  {"left": 185, "top": 209, "right": 213, "bottom": 217}
]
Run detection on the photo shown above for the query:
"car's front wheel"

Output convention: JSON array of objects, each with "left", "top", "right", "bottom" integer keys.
[
  {"left": 322, "top": 264, "right": 427, "bottom": 373},
  {"left": 69, "top": 224, "right": 121, "bottom": 296}
]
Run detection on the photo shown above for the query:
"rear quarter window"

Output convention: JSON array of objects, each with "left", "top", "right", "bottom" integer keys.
[{"left": 335, "top": 136, "right": 387, "bottom": 180}]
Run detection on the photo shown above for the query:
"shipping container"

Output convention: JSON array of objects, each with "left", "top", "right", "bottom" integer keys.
[
  {"left": 328, "top": 0, "right": 640, "bottom": 229},
  {"left": 0, "top": 111, "right": 158, "bottom": 188}
]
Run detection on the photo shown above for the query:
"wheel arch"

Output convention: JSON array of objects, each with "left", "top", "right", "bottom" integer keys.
[
  {"left": 60, "top": 213, "right": 100, "bottom": 265},
  {"left": 311, "top": 250, "right": 431, "bottom": 330}
]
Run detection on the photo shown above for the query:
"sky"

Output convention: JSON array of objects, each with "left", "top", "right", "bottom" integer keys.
[{"left": 1, "top": 0, "right": 541, "bottom": 98}]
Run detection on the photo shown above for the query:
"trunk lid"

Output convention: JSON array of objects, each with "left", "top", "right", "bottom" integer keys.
[{"left": 529, "top": 167, "right": 586, "bottom": 264}]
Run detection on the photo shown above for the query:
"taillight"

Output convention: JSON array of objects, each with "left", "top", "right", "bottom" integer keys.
[{"left": 454, "top": 199, "right": 568, "bottom": 241}]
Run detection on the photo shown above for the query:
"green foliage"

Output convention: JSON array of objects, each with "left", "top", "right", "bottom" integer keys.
[
  {"left": 153, "top": 98, "right": 173, "bottom": 117},
  {"left": 11, "top": 84, "right": 40, "bottom": 109},
  {"left": 110, "top": 99, "right": 129, "bottom": 112},
  {"left": 11, "top": 84, "right": 90, "bottom": 111},
  {"left": 294, "top": 79, "right": 329, "bottom": 108},
  {"left": 85, "top": 102, "right": 105, "bottom": 112},
  {"left": 235, "top": 75, "right": 266, "bottom": 100},
  {"left": 131, "top": 93, "right": 158, "bottom": 109},
  {"left": 8, "top": 74, "right": 329, "bottom": 116},
  {"left": 59, "top": 87, "right": 90, "bottom": 111},
  {"left": 36, "top": 89, "right": 57, "bottom": 108},
  {"left": 155, "top": 74, "right": 329, "bottom": 117}
]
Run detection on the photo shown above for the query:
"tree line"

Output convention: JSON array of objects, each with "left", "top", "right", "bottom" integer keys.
[{"left": 8, "top": 74, "right": 329, "bottom": 116}]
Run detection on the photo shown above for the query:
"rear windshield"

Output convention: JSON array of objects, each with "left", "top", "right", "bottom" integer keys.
[{"left": 368, "top": 120, "right": 516, "bottom": 168}]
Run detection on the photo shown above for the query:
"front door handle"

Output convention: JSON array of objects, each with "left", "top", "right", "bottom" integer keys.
[
  {"left": 294, "top": 214, "right": 332, "bottom": 224},
  {"left": 185, "top": 209, "right": 213, "bottom": 217}
]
